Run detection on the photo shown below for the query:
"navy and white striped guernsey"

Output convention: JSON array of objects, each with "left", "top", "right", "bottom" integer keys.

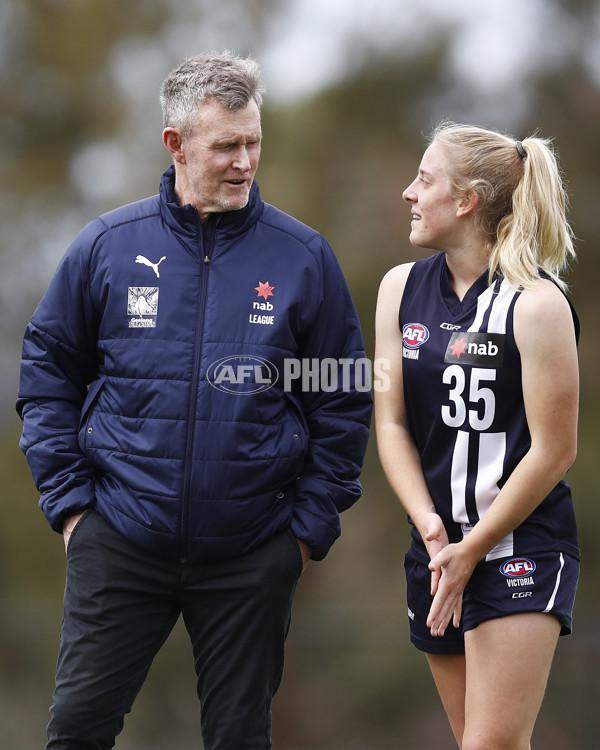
[{"left": 399, "top": 252, "right": 579, "bottom": 562}]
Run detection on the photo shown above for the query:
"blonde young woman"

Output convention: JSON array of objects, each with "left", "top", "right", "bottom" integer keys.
[{"left": 375, "top": 123, "right": 579, "bottom": 749}]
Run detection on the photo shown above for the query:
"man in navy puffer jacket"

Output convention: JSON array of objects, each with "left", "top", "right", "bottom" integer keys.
[{"left": 16, "top": 51, "right": 372, "bottom": 749}]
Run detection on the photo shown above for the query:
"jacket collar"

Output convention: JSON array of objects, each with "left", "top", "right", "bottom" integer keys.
[{"left": 159, "top": 165, "right": 263, "bottom": 238}]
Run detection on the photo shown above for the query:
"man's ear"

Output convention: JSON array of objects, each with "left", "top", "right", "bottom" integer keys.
[
  {"left": 163, "top": 128, "right": 186, "bottom": 164},
  {"left": 457, "top": 189, "right": 479, "bottom": 217}
]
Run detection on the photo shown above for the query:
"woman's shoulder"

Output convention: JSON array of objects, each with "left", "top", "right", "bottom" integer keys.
[
  {"left": 376, "top": 263, "right": 416, "bottom": 335},
  {"left": 378, "top": 253, "right": 444, "bottom": 313},
  {"left": 516, "top": 277, "right": 572, "bottom": 318},
  {"left": 514, "top": 277, "right": 577, "bottom": 347},
  {"left": 379, "top": 261, "right": 415, "bottom": 292}
]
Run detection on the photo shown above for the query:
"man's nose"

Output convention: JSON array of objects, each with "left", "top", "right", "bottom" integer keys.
[{"left": 233, "top": 147, "right": 251, "bottom": 172}]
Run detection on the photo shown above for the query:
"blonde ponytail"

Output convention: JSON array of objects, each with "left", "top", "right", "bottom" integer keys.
[{"left": 431, "top": 122, "right": 576, "bottom": 290}]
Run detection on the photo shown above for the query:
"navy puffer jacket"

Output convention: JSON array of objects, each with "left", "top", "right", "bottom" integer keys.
[{"left": 17, "top": 167, "right": 372, "bottom": 563}]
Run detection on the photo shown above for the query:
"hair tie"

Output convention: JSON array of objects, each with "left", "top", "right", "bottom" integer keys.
[{"left": 516, "top": 141, "right": 527, "bottom": 160}]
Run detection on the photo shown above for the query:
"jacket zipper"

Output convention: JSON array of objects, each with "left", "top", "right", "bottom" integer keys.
[{"left": 179, "top": 216, "right": 218, "bottom": 562}]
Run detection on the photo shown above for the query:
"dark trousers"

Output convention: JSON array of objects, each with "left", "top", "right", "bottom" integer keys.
[{"left": 46, "top": 510, "right": 303, "bottom": 750}]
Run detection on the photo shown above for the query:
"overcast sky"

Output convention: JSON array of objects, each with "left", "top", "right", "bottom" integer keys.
[
  {"left": 260, "top": 0, "right": 540, "bottom": 99},
  {"left": 108, "top": 0, "right": 576, "bottom": 105},
  {"left": 255, "top": 0, "right": 580, "bottom": 100}
]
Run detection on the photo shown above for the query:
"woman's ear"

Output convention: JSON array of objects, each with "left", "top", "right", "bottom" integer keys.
[{"left": 457, "top": 189, "right": 479, "bottom": 217}]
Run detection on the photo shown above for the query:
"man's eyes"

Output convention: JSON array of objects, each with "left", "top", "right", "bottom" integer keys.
[{"left": 215, "top": 140, "right": 261, "bottom": 150}]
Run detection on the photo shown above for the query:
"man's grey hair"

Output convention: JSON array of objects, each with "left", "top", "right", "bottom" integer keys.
[{"left": 160, "top": 50, "right": 266, "bottom": 135}]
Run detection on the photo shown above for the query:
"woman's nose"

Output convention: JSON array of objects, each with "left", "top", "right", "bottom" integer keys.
[{"left": 402, "top": 180, "right": 416, "bottom": 203}]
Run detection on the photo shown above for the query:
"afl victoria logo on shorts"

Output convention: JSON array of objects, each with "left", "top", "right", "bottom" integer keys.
[{"left": 499, "top": 558, "right": 536, "bottom": 577}]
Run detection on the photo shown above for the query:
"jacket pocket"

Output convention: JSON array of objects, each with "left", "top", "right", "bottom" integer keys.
[
  {"left": 78, "top": 375, "right": 106, "bottom": 450},
  {"left": 282, "top": 391, "right": 309, "bottom": 441}
]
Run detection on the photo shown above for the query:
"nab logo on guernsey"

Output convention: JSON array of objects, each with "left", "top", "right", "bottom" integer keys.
[
  {"left": 208, "top": 356, "right": 278, "bottom": 394},
  {"left": 444, "top": 331, "right": 504, "bottom": 367},
  {"left": 500, "top": 558, "right": 536, "bottom": 577}
]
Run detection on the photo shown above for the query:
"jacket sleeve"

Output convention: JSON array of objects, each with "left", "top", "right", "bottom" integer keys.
[
  {"left": 290, "top": 238, "right": 373, "bottom": 560},
  {"left": 16, "top": 222, "right": 102, "bottom": 532}
]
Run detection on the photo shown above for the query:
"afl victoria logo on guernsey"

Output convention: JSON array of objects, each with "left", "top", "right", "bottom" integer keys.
[
  {"left": 499, "top": 558, "right": 536, "bottom": 577},
  {"left": 402, "top": 323, "right": 430, "bottom": 349}
]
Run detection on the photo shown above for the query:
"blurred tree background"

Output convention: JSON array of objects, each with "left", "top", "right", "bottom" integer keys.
[{"left": 1, "top": 0, "right": 598, "bottom": 747}]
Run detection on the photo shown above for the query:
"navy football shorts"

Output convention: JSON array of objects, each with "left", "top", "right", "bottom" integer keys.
[{"left": 404, "top": 544, "right": 580, "bottom": 654}]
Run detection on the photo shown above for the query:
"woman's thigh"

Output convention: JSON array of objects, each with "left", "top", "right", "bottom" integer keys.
[
  {"left": 426, "top": 652, "right": 466, "bottom": 745},
  {"left": 463, "top": 613, "right": 561, "bottom": 750}
]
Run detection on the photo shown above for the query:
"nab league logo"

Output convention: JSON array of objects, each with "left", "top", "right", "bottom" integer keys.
[{"left": 249, "top": 281, "right": 276, "bottom": 325}]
